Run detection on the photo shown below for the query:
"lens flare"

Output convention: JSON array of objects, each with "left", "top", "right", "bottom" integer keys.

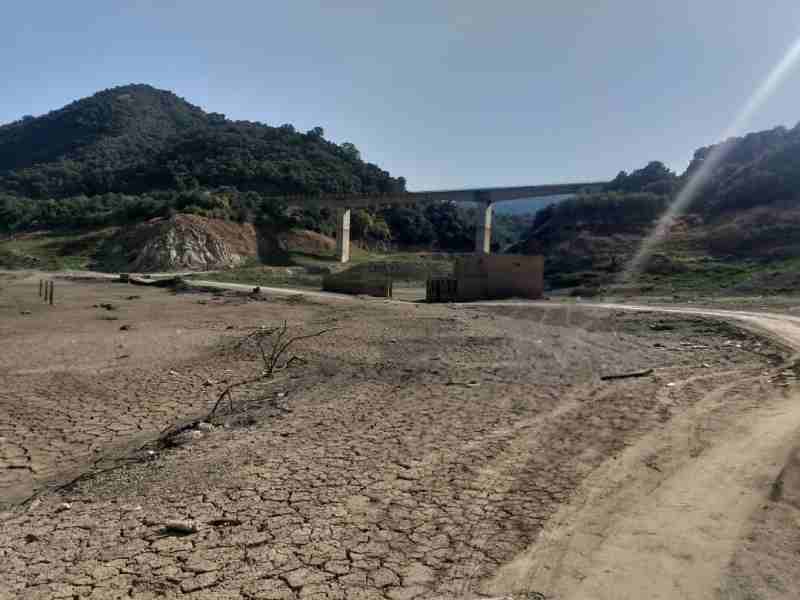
[{"left": 622, "top": 35, "right": 800, "bottom": 281}]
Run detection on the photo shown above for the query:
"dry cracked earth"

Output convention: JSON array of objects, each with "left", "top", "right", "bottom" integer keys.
[{"left": 0, "top": 273, "right": 790, "bottom": 599}]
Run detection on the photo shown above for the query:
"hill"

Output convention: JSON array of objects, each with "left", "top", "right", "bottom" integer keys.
[
  {"left": 4, "top": 84, "right": 800, "bottom": 292},
  {"left": 0, "top": 84, "right": 404, "bottom": 200},
  {"left": 0, "top": 85, "right": 506, "bottom": 261},
  {"left": 516, "top": 132, "right": 800, "bottom": 295}
]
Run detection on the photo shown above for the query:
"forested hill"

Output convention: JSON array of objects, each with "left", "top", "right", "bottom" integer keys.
[
  {"left": 521, "top": 122, "right": 800, "bottom": 240},
  {"left": 516, "top": 124, "right": 800, "bottom": 293},
  {"left": 0, "top": 84, "right": 404, "bottom": 199},
  {"left": 684, "top": 125, "right": 800, "bottom": 214}
]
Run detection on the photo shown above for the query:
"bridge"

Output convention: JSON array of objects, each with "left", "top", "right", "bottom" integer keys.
[{"left": 282, "top": 181, "right": 607, "bottom": 262}]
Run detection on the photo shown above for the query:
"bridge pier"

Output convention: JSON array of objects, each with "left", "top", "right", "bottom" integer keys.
[
  {"left": 300, "top": 182, "right": 606, "bottom": 264},
  {"left": 336, "top": 207, "right": 351, "bottom": 263},
  {"left": 475, "top": 199, "right": 493, "bottom": 255}
]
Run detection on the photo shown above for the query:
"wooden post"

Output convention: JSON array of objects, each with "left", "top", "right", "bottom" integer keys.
[
  {"left": 39, "top": 279, "right": 43, "bottom": 298},
  {"left": 49, "top": 281, "right": 54, "bottom": 305}
]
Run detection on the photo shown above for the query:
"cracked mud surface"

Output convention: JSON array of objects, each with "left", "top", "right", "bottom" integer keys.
[{"left": 0, "top": 274, "right": 788, "bottom": 599}]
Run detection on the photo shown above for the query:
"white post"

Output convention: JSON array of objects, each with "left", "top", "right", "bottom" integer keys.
[
  {"left": 475, "top": 199, "right": 493, "bottom": 254},
  {"left": 336, "top": 208, "right": 351, "bottom": 263}
]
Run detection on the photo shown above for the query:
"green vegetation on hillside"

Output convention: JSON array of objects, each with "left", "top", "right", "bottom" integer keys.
[
  {"left": 0, "top": 84, "right": 407, "bottom": 238},
  {"left": 5, "top": 84, "right": 800, "bottom": 296},
  {"left": 517, "top": 139, "right": 800, "bottom": 294},
  {"left": 0, "top": 230, "right": 115, "bottom": 270},
  {"left": 0, "top": 84, "right": 536, "bottom": 255},
  {"left": 0, "top": 84, "right": 403, "bottom": 199}
]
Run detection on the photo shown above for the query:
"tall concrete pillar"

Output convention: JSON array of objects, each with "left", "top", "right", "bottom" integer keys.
[
  {"left": 336, "top": 207, "right": 351, "bottom": 263},
  {"left": 475, "top": 200, "right": 493, "bottom": 254}
]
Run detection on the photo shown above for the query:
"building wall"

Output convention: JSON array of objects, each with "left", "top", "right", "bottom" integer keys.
[
  {"left": 322, "top": 271, "right": 392, "bottom": 298},
  {"left": 454, "top": 255, "right": 543, "bottom": 300}
]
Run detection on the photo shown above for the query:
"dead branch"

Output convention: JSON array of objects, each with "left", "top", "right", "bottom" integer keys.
[
  {"left": 208, "top": 323, "right": 335, "bottom": 417},
  {"left": 600, "top": 368, "right": 654, "bottom": 381},
  {"left": 209, "top": 375, "right": 286, "bottom": 416}
]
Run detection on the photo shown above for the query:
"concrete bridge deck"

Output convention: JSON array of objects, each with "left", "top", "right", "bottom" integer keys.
[
  {"left": 282, "top": 181, "right": 606, "bottom": 210},
  {"left": 279, "top": 181, "right": 608, "bottom": 262}
]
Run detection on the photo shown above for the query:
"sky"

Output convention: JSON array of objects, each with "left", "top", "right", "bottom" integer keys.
[{"left": 3, "top": 1, "right": 800, "bottom": 191}]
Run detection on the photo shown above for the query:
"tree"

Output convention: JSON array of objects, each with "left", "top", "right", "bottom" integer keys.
[
  {"left": 340, "top": 142, "right": 361, "bottom": 162},
  {"left": 606, "top": 161, "right": 676, "bottom": 193},
  {"left": 382, "top": 207, "right": 434, "bottom": 245},
  {"left": 424, "top": 202, "right": 472, "bottom": 250},
  {"left": 254, "top": 195, "right": 292, "bottom": 232},
  {"left": 351, "top": 209, "right": 392, "bottom": 243}
]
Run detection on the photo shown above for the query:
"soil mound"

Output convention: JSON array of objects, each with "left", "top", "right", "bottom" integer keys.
[
  {"left": 106, "top": 214, "right": 258, "bottom": 272},
  {"left": 98, "top": 215, "right": 337, "bottom": 272}
]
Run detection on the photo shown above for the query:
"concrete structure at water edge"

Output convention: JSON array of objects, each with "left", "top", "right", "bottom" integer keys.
[
  {"left": 427, "top": 255, "right": 544, "bottom": 302},
  {"left": 322, "top": 269, "right": 393, "bottom": 298}
]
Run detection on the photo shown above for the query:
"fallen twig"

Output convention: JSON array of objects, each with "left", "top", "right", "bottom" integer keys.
[{"left": 600, "top": 368, "right": 654, "bottom": 381}]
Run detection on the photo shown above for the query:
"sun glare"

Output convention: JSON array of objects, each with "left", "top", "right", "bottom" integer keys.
[{"left": 622, "top": 34, "right": 800, "bottom": 280}]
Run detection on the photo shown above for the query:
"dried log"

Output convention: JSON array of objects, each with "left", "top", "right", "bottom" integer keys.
[{"left": 600, "top": 368, "right": 654, "bottom": 381}]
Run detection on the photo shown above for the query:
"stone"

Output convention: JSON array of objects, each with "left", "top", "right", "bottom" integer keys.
[
  {"left": 242, "top": 578, "right": 294, "bottom": 600},
  {"left": 91, "top": 565, "right": 120, "bottom": 582},
  {"left": 183, "top": 556, "right": 219, "bottom": 574},
  {"left": 162, "top": 519, "right": 199, "bottom": 534},
  {"left": 180, "top": 572, "right": 219, "bottom": 593},
  {"left": 369, "top": 568, "right": 399, "bottom": 587},
  {"left": 283, "top": 567, "right": 333, "bottom": 589}
]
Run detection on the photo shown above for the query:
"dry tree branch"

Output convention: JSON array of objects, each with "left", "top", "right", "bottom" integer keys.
[{"left": 208, "top": 322, "right": 335, "bottom": 417}]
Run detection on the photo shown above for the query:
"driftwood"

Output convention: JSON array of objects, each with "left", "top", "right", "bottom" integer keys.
[{"left": 600, "top": 368, "right": 654, "bottom": 381}]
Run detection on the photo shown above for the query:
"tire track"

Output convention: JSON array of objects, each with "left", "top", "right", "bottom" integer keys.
[{"left": 479, "top": 302, "right": 800, "bottom": 600}]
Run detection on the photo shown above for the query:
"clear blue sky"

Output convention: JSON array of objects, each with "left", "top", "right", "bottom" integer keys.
[{"left": 3, "top": 1, "right": 800, "bottom": 190}]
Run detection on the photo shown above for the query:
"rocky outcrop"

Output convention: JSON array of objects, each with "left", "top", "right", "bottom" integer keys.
[
  {"left": 97, "top": 214, "right": 339, "bottom": 273},
  {"left": 106, "top": 215, "right": 259, "bottom": 272}
]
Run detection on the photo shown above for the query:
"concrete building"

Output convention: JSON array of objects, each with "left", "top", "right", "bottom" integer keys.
[{"left": 427, "top": 255, "right": 544, "bottom": 302}]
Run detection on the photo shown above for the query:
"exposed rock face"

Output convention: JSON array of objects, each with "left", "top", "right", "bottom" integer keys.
[
  {"left": 113, "top": 215, "right": 259, "bottom": 272},
  {"left": 132, "top": 221, "right": 247, "bottom": 271},
  {"left": 94, "top": 214, "right": 339, "bottom": 272}
]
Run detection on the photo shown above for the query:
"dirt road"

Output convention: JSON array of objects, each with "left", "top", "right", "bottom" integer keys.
[{"left": 482, "top": 301, "right": 800, "bottom": 600}]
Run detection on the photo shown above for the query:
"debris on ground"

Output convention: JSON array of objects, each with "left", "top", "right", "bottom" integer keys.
[
  {"left": 160, "top": 520, "right": 199, "bottom": 535},
  {"left": 601, "top": 368, "right": 655, "bottom": 381},
  {"left": 93, "top": 302, "right": 118, "bottom": 311}
]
